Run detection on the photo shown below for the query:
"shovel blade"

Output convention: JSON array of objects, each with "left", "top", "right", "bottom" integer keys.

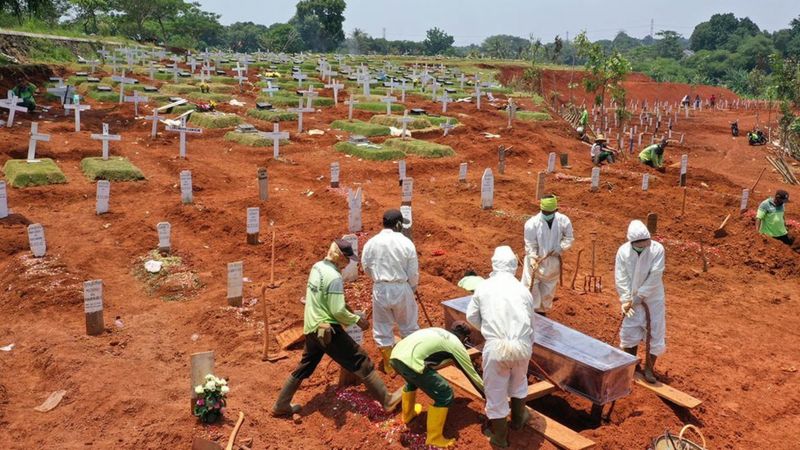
[{"left": 192, "top": 437, "right": 222, "bottom": 450}]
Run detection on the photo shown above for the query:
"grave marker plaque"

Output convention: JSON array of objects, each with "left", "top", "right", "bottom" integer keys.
[
  {"left": 646, "top": 212, "right": 658, "bottom": 235},
  {"left": 590, "top": 167, "right": 600, "bottom": 192},
  {"left": 458, "top": 162, "right": 467, "bottom": 182},
  {"left": 740, "top": 189, "right": 750, "bottom": 212},
  {"left": 642, "top": 173, "right": 650, "bottom": 191},
  {"left": 96, "top": 180, "right": 110, "bottom": 214},
  {"left": 246, "top": 207, "right": 260, "bottom": 245},
  {"left": 535, "top": 172, "right": 546, "bottom": 200},
  {"left": 679, "top": 154, "right": 688, "bottom": 187},
  {"left": 400, "top": 205, "right": 413, "bottom": 241},
  {"left": 28, "top": 223, "right": 46, "bottom": 257},
  {"left": 157, "top": 222, "right": 171, "bottom": 254},
  {"left": 481, "top": 169, "right": 494, "bottom": 209},
  {"left": 258, "top": 168, "right": 268, "bottom": 201},
  {"left": 83, "top": 280, "right": 104, "bottom": 336},
  {"left": 330, "top": 162, "right": 340, "bottom": 188},
  {"left": 180, "top": 170, "right": 193, "bottom": 204},
  {"left": 227, "top": 261, "right": 243, "bottom": 307},
  {"left": 547, "top": 152, "right": 556, "bottom": 173},
  {"left": 398, "top": 160, "right": 407, "bottom": 186},
  {"left": 348, "top": 188, "right": 362, "bottom": 232},
  {"left": 401, "top": 177, "right": 413, "bottom": 206},
  {"left": 0, "top": 181, "right": 7, "bottom": 219}
]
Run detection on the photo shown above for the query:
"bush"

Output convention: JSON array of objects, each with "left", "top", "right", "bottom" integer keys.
[
  {"left": 383, "top": 138, "right": 455, "bottom": 158},
  {"left": 334, "top": 142, "right": 405, "bottom": 161},
  {"left": 189, "top": 112, "right": 243, "bottom": 129},
  {"left": 3, "top": 158, "right": 67, "bottom": 187},
  {"left": 81, "top": 157, "right": 145, "bottom": 181},
  {"left": 246, "top": 109, "right": 298, "bottom": 122},
  {"left": 331, "top": 120, "right": 391, "bottom": 136}
]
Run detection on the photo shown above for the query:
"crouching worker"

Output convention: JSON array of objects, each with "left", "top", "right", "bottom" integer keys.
[
  {"left": 390, "top": 323, "right": 485, "bottom": 448},
  {"left": 272, "top": 239, "right": 402, "bottom": 417},
  {"left": 639, "top": 138, "right": 668, "bottom": 172},
  {"left": 467, "top": 246, "right": 535, "bottom": 448},
  {"left": 12, "top": 81, "right": 37, "bottom": 113}
]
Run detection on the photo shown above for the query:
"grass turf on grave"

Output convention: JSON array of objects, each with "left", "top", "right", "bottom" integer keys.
[
  {"left": 246, "top": 109, "right": 298, "bottom": 122},
  {"left": 370, "top": 114, "right": 431, "bottom": 130},
  {"left": 505, "top": 110, "right": 551, "bottom": 121},
  {"left": 3, "top": 158, "right": 67, "bottom": 187},
  {"left": 87, "top": 89, "right": 120, "bottom": 103},
  {"left": 353, "top": 102, "right": 405, "bottom": 113},
  {"left": 185, "top": 92, "right": 233, "bottom": 103},
  {"left": 331, "top": 120, "right": 391, "bottom": 137},
  {"left": 383, "top": 138, "right": 455, "bottom": 158},
  {"left": 188, "top": 112, "right": 243, "bottom": 128},
  {"left": 81, "top": 157, "right": 145, "bottom": 181},
  {"left": 160, "top": 84, "right": 200, "bottom": 95},
  {"left": 257, "top": 95, "right": 334, "bottom": 108},
  {"left": 334, "top": 142, "right": 405, "bottom": 161},
  {"left": 223, "top": 131, "right": 289, "bottom": 147}
]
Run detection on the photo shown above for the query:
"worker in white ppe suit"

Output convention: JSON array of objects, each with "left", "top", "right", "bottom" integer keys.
[
  {"left": 522, "top": 194, "right": 574, "bottom": 315},
  {"left": 466, "top": 246, "right": 535, "bottom": 448},
  {"left": 362, "top": 209, "right": 420, "bottom": 376},
  {"left": 615, "top": 220, "right": 666, "bottom": 384}
]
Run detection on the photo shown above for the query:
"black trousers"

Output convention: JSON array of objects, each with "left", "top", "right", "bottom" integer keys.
[
  {"left": 774, "top": 234, "right": 795, "bottom": 246},
  {"left": 291, "top": 324, "right": 374, "bottom": 380}
]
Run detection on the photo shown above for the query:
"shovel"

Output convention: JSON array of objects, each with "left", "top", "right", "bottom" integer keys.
[{"left": 192, "top": 411, "right": 246, "bottom": 450}]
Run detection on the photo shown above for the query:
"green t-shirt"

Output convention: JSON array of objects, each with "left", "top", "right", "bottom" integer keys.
[
  {"left": 391, "top": 328, "right": 484, "bottom": 392},
  {"left": 756, "top": 198, "right": 787, "bottom": 237},
  {"left": 303, "top": 260, "right": 360, "bottom": 334},
  {"left": 639, "top": 144, "right": 664, "bottom": 167},
  {"left": 579, "top": 110, "right": 589, "bottom": 126}
]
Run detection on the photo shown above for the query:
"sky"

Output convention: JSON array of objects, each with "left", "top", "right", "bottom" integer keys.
[{"left": 197, "top": 0, "right": 799, "bottom": 45}]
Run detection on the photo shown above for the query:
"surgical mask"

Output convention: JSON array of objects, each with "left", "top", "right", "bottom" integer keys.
[{"left": 542, "top": 213, "right": 555, "bottom": 221}]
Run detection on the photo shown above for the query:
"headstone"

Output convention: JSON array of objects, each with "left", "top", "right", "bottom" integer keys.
[
  {"left": 590, "top": 167, "right": 600, "bottom": 192},
  {"left": 398, "top": 160, "right": 407, "bottom": 187},
  {"left": 506, "top": 99, "right": 517, "bottom": 128},
  {"left": 498, "top": 146, "right": 506, "bottom": 174},
  {"left": 481, "top": 168, "right": 494, "bottom": 209},
  {"left": 157, "top": 222, "right": 171, "bottom": 254},
  {"left": 740, "top": 189, "right": 750, "bottom": 213},
  {"left": 180, "top": 170, "right": 193, "bottom": 204},
  {"left": 348, "top": 187, "right": 362, "bottom": 233},
  {"left": 330, "top": 162, "right": 340, "bottom": 188},
  {"left": 265, "top": 122, "right": 290, "bottom": 158},
  {"left": 401, "top": 177, "right": 413, "bottom": 206},
  {"left": 559, "top": 152, "right": 570, "bottom": 169},
  {"left": 458, "top": 162, "right": 467, "bottom": 182},
  {"left": 246, "top": 207, "right": 260, "bottom": 245},
  {"left": 547, "top": 152, "right": 556, "bottom": 173},
  {"left": 96, "top": 180, "right": 110, "bottom": 214},
  {"left": 226, "top": 261, "right": 244, "bottom": 307},
  {"left": 400, "top": 205, "right": 413, "bottom": 241},
  {"left": 258, "top": 168, "right": 268, "bottom": 201},
  {"left": 28, "top": 223, "right": 46, "bottom": 257},
  {"left": 646, "top": 212, "right": 658, "bottom": 235},
  {"left": 642, "top": 173, "right": 650, "bottom": 191},
  {"left": 26, "top": 122, "right": 50, "bottom": 162},
  {"left": 0, "top": 181, "right": 7, "bottom": 219},
  {"left": 679, "top": 154, "right": 688, "bottom": 187},
  {"left": 90, "top": 123, "right": 121, "bottom": 160},
  {"left": 83, "top": 280, "right": 104, "bottom": 336}
]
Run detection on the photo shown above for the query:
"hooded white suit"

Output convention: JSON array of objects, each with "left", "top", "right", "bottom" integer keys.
[
  {"left": 615, "top": 220, "right": 667, "bottom": 355},
  {"left": 466, "top": 246, "right": 535, "bottom": 420},
  {"left": 522, "top": 212, "right": 574, "bottom": 312}
]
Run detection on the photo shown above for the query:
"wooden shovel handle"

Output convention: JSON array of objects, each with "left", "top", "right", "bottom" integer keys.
[{"left": 225, "top": 411, "right": 245, "bottom": 450}]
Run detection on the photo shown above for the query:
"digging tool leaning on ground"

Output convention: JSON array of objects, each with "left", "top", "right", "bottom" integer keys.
[
  {"left": 522, "top": 195, "right": 574, "bottom": 316},
  {"left": 271, "top": 239, "right": 402, "bottom": 417},
  {"left": 615, "top": 220, "right": 667, "bottom": 384}
]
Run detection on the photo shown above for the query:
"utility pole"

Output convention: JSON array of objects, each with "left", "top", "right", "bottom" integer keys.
[
  {"left": 650, "top": 18, "right": 654, "bottom": 38},
  {"left": 383, "top": 27, "right": 386, "bottom": 40}
]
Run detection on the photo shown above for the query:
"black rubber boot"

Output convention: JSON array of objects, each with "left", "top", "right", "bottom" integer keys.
[
  {"left": 271, "top": 376, "right": 302, "bottom": 416},
  {"left": 622, "top": 346, "right": 638, "bottom": 356},
  {"left": 483, "top": 418, "right": 509, "bottom": 447},
  {"left": 362, "top": 371, "right": 402, "bottom": 412},
  {"left": 509, "top": 397, "right": 530, "bottom": 430},
  {"left": 644, "top": 355, "right": 658, "bottom": 383}
]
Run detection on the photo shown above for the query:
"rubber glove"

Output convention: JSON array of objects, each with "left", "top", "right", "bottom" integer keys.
[{"left": 621, "top": 301, "right": 635, "bottom": 318}]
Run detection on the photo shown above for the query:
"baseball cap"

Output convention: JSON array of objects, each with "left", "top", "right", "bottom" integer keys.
[
  {"left": 334, "top": 239, "right": 357, "bottom": 261},
  {"left": 776, "top": 190, "right": 790, "bottom": 202},
  {"left": 383, "top": 209, "right": 410, "bottom": 227}
]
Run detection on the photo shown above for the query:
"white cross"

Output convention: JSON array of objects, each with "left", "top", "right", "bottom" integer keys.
[
  {"left": 507, "top": 99, "right": 517, "bottom": 128},
  {"left": 345, "top": 96, "right": 358, "bottom": 121},
  {"left": 91, "top": 123, "right": 122, "bottom": 160},
  {"left": 86, "top": 59, "right": 99, "bottom": 74},
  {"left": 234, "top": 63, "right": 247, "bottom": 87},
  {"left": 475, "top": 82, "right": 483, "bottom": 110},
  {"left": 112, "top": 69, "right": 137, "bottom": 104},
  {"left": 301, "top": 85, "right": 319, "bottom": 109},
  {"left": 293, "top": 71, "right": 307, "bottom": 87},
  {"left": 261, "top": 80, "right": 279, "bottom": 98},
  {"left": 46, "top": 80, "right": 74, "bottom": 116},
  {"left": 358, "top": 73, "right": 376, "bottom": 96},
  {"left": 459, "top": 73, "right": 466, "bottom": 89},
  {"left": 169, "top": 62, "right": 181, "bottom": 83},
  {"left": 440, "top": 91, "right": 451, "bottom": 113},
  {"left": 430, "top": 81, "right": 440, "bottom": 102},
  {"left": 288, "top": 98, "right": 315, "bottom": 133},
  {"left": 324, "top": 79, "right": 344, "bottom": 105},
  {"left": 124, "top": 90, "right": 148, "bottom": 116},
  {"left": 64, "top": 95, "right": 91, "bottom": 132},
  {"left": 166, "top": 116, "right": 202, "bottom": 159},
  {"left": 399, "top": 110, "right": 413, "bottom": 140},
  {"left": 145, "top": 108, "right": 160, "bottom": 138},
  {"left": 400, "top": 79, "right": 409, "bottom": 102},
  {"left": 0, "top": 92, "right": 28, "bottom": 127},
  {"left": 440, "top": 118, "right": 455, "bottom": 137},
  {"left": 189, "top": 58, "right": 198, "bottom": 73},
  {"left": 264, "top": 122, "right": 290, "bottom": 159},
  {"left": 381, "top": 95, "right": 397, "bottom": 115},
  {"left": 26, "top": 122, "right": 50, "bottom": 162}
]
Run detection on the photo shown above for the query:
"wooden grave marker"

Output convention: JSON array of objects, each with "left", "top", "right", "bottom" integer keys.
[
  {"left": 96, "top": 180, "right": 110, "bottom": 215},
  {"left": 28, "top": 223, "right": 46, "bottom": 257},
  {"left": 227, "top": 261, "right": 244, "bottom": 307},
  {"left": 83, "top": 279, "right": 104, "bottom": 336},
  {"left": 246, "top": 207, "right": 260, "bottom": 245}
]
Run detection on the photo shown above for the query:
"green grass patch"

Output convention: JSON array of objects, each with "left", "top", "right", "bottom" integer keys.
[
  {"left": 224, "top": 131, "right": 289, "bottom": 147},
  {"left": 370, "top": 114, "right": 431, "bottom": 130},
  {"left": 188, "top": 112, "right": 242, "bottom": 128},
  {"left": 208, "top": 83, "right": 236, "bottom": 93},
  {"left": 186, "top": 92, "right": 232, "bottom": 103},
  {"left": 331, "top": 119, "right": 391, "bottom": 137},
  {"left": 161, "top": 84, "right": 200, "bottom": 95},
  {"left": 208, "top": 76, "right": 238, "bottom": 85},
  {"left": 383, "top": 138, "right": 455, "bottom": 158},
  {"left": 334, "top": 142, "right": 405, "bottom": 161},
  {"left": 246, "top": 109, "right": 298, "bottom": 122},
  {"left": 3, "top": 158, "right": 67, "bottom": 187},
  {"left": 86, "top": 90, "right": 119, "bottom": 103},
  {"left": 256, "top": 95, "right": 334, "bottom": 107},
  {"left": 170, "top": 104, "right": 198, "bottom": 114},
  {"left": 354, "top": 102, "right": 405, "bottom": 113},
  {"left": 509, "top": 110, "right": 552, "bottom": 121},
  {"left": 81, "top": 157, "right": 145, "bottom": 181},
  {"left": 425, "top": 115, "right": 460, "bottom": 126}
]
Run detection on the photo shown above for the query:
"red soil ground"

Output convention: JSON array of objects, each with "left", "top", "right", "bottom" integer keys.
[{"left": 0, "top": 66, "right": 798, "bottom": 450}]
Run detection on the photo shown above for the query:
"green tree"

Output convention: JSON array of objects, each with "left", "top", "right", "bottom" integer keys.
[
  {"left": 224, "top": 21, "right": 268, "bottom": 52},
  {"left": 68, "top": 0, "right": 109, "bottom": 34},
  {"left": 423, "top": 27, "right": 454, "bottom": 55},
  {"left": 290, "top": 0, "right": 345, "bottom": 52},
  {"left": 262, "top": 22, "right": 303, "bottom": 53},
  {"left": 574, "top": 31, "right": 632, "bottom": 122},
  {"left": 690, "top": 13, "right": 759, "bottom": 52},
  {"left": 655, "top": 30, "right": 684, "bottom": 59}
]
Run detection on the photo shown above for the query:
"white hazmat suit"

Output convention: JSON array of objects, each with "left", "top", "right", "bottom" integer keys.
[
  {"left": 361, "top": 229, "right": 420, "bottom": 348},
  {"left": 522, "top": 212, "right": 574, "bottom": 313},
  {"left": 615, "top": 220, "right": 667, "bottom": 355},
  {"left": 466, "top": 246, "right": 535, "bottom": 420}
]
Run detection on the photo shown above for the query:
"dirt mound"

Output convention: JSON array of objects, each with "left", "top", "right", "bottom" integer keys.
[{"left": 0, "top": 64, "right": 55, "bottom": 91}]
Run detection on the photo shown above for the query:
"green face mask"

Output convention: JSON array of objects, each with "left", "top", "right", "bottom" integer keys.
[
  {"left": 632, "top": 246, "right": 646, "bottom": 254},
  {"left": 542, "top": 212, "right": 555, "bottom": 221}
]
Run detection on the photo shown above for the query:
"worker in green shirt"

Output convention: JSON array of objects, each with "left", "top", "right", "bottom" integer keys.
[
  {"left": 577, "top": 107, "right": 589, "bottom": 140},
  {"left": 390, "top": 322, "right": 485, "bottom": 448},
  {"left": 272, "top": 239, "right": 402, "bottom": 417},
  {"left": 756, "top": 190, "right": 794, "bottom": 246},
  {"left": 639, "top": 138, "right": 668, "bottom": 171},
  {"left": 12, "top": 81, "right": 37, "bottom": 113}
]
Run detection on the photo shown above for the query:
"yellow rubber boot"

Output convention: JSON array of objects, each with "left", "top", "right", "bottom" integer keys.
[
  {"left": 426, "top": 406, "right": 455, "bottom": 448},
  {"left": 401, "top": 390, "right": 422, "bottom": 424},
  {"left": 379, "top": 347, "right": 396, "bottom": 376}
]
